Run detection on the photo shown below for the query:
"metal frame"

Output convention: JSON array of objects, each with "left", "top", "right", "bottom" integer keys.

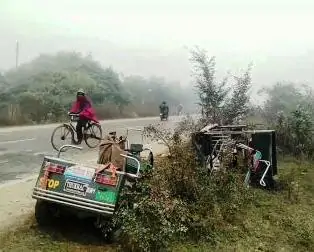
[
  {"left": 126, "top": 127, "right": 154, "bottom": 154},
  {"left": 202, "top": 129, "right": 275, "bottom": 136},
  {"left": 52, "top": 144, "right": 142, "bottom": 179},
  {"left": 125, "top": 127, "right": 154, "bottom": 170},
  {"left": 120, "top": 154, "right": 141, "bottom": 177},
  {"left": 236, "top": 143, "right": 272, "bottom": 187},
  {"left": 65, "top": 113, "right": 102, "bottom": 141},
  {"left": 126, "top": 127, "right": 144, "bottom": 149},
  {"left": 259, "top": 160, "right": 271, "bottom": 187},
  {"left": 32, "top": 188, "right": 115, "bottom": 215},
  {"left": 33, "top": 132, "right": 144, "bottom": 215}
]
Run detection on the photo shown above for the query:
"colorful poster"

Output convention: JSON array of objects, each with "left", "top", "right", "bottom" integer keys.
[
  {"left": 64, "top": 165, "right": 95, "bottom": 181},
  {"left": 95, "top": 190, "right": 117, "bottom": 204}
]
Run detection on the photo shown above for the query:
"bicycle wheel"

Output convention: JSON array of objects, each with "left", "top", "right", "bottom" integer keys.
[
  {"left": 84, "top": 123, "right": 102, "bottom": 148},
  {"left": 51, "top": 124, "right": 75, "bottom": 151}
]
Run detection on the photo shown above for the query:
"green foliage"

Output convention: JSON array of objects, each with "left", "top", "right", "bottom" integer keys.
[
  {"left": 0, "top": 160, "right": 313, "bottom": 252},
  {"left": 190, "top": 46, "right": 252, "bottom": 124},
  {"left": 261, "top": 82, "right": 314, "bottom": 157},
  {"left": 223, "top": 64, "right": 252, "bottom": 124},
  {"left": 113, "top": 121, "right": 254, "bottom": 251},
  {"left": 111, "top": 120, "right": 314, "bottom": 251},
  {"left": 0, "top": 52, "right": 195, "bottom": 125},
  {"left": 275, "top": 106, "right": 314, "bottom": 157},
  {"left": 260, "top": 82, "right": 314, "bottom": 124},
  {"left": 190, "top": 47, "right": 228, "bottom": 122},
  {"left": 0, "top": 73, "right": 6, "bottom": 87}
]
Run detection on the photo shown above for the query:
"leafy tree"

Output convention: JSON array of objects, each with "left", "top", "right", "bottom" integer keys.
[
  {"left": 259, "top": 82, "right": 311, "bottom": 123},
  {"left": 260, "top": 82, "right": 314, "bottom": 157},
  {"left": 190, "top": 46, "right": 252, "bottom": 124},
  {"left": 0, "top": 73, "right": 6, "bottom": 87},
  {"left": 190, "top": 47, "right": 227, "bottom": 121},
  {"left": 274, "top": 105, "right": 314, "bottom": 157},
  {"left": 232, "top": 79, "right": 314, "bottom": 158},
  {"left": 222, "top": 64, "right": 252, "bottom": 124},
  {"left": 0, "top": 51, "right": 196, "bottom": 125},
  {"left": 289, "top": 106, "right": 313, "bottom": 155}
]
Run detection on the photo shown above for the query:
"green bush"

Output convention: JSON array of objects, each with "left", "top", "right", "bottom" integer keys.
[
  {"left": 113, "top": 123, "right": 254, "bottom": 251},
  {"left": 259, "top": 82, "right": 314, "bottom": 158}
]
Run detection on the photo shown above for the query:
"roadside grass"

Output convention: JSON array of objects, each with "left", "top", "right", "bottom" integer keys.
[
  {"left": 0, "top": 158, "right": 313, "bottom": 252},
  {"left": 0, "top": 215, "right": 117, "bottom": 252},
  {"left": 173, "top": 158, "right": 314, "bottom": 252}
]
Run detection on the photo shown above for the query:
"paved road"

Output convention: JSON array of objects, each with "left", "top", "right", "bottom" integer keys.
[{"left": 0, "top": 116, "right": 185, "bottom": 183}]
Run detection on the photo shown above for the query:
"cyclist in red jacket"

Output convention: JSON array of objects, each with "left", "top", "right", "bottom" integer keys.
[{"left": 69, "top": 89, "right": 98, "bottom": 144}]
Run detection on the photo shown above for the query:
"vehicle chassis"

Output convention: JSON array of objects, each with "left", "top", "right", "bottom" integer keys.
[
  {"left": 192, "top": 124, "right": 277, "bottom": 189},
  {"left": 32, "top": 128, "right": 153, "bottom": 237}
]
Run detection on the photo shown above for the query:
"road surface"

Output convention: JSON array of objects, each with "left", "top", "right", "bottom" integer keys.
[{"left": 0, "top": 116, "right": 184, "bottom": 183}]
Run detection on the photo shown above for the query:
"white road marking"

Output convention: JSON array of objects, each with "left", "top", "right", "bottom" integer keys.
[
  {"left": 0, "top": 116, "right": 161, "bottom": 133},
  {"left": 0, "top": 138, "right": 36, "bottom": 145},
  {"left": 33, "top": 151, "right": 49, "bottom": 156},
  {"left": 0, "top": 160, "right": 9, "bottom": 164},
  {"left": 0, "top": 115, "right": 195, "bottom": 133}
]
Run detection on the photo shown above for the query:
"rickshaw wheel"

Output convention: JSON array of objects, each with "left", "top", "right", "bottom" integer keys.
[{"left": 35, "top": 200, "right": 58, "bottom": 226}]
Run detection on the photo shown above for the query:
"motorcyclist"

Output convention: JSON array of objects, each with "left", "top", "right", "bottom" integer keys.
[
  {"left": 159, "top": 101, "right": 169, "bottom": 116},
  {"left": 177, "top": 103, "right": 183, "bottom": 115},
  {"left": 69, "top": 89, "right": 98, "bottom": 144}
]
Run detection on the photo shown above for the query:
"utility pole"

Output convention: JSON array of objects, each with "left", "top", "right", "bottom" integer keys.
[{"left": 15, "top": 40, "right": 19, "bottom": 69}]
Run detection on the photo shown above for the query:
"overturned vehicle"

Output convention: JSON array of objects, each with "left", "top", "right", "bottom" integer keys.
[
  {"left": 192, "top": 124, "right": 277, "bottom": 189},
  {"left": 31, "top": 128, "right": 153, "bottom": 237}
]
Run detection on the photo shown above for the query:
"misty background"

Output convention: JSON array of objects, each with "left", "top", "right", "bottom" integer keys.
[{"left": 1, "top": 0, "right": 314, "bottom": 94}]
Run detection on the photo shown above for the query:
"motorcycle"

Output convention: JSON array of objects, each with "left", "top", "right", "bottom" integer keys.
[{"left": 160, "top": 112, "right": 168, "bottom": 121}]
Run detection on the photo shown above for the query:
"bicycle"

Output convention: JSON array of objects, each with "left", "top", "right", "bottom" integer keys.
[{"left": 51, "top": 113, "right": 103, "bottom": 151}]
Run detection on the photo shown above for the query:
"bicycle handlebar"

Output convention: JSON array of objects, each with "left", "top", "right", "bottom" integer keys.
[
  {"left": 68, "top": 113, "right": 79, "bottom": 117},
  {"left": 68, "top": 113, "right": 80, "bottom": 122}
]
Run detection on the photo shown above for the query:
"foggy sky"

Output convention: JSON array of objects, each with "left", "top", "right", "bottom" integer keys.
[{"left": 1, "top": 0, "right": 314, "bottom": 91}]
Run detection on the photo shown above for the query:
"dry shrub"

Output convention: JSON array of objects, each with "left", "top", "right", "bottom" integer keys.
[{"left": 113, "top": 119, "right": 254, "bottom": 251}]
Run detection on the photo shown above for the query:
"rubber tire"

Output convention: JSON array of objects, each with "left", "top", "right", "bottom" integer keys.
[
  {"left": 35, "top": 200, "right": 55, "bottom": 226},
  {"left": 110, "top": 228, "right": 122, "bottom": 243},
  {"left": 84, "top": 123, "right": 103, "bottom": 148},
  {"left": 51, "top": 124, "right": 75, "bottom": 152},
  {"left": 148, "top": 151, "right": 154, "bottom": 167},
  {"left": 99, "top": 220, "right": 122, "bottom": 243}
]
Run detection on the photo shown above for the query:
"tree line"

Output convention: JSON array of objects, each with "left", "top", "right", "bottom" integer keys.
[
  {"left": 1, "top": 47, "right": 313, "bottom": 158},
  {"left": 0, "top": 51, "right": 196, "bottom": 125}
]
